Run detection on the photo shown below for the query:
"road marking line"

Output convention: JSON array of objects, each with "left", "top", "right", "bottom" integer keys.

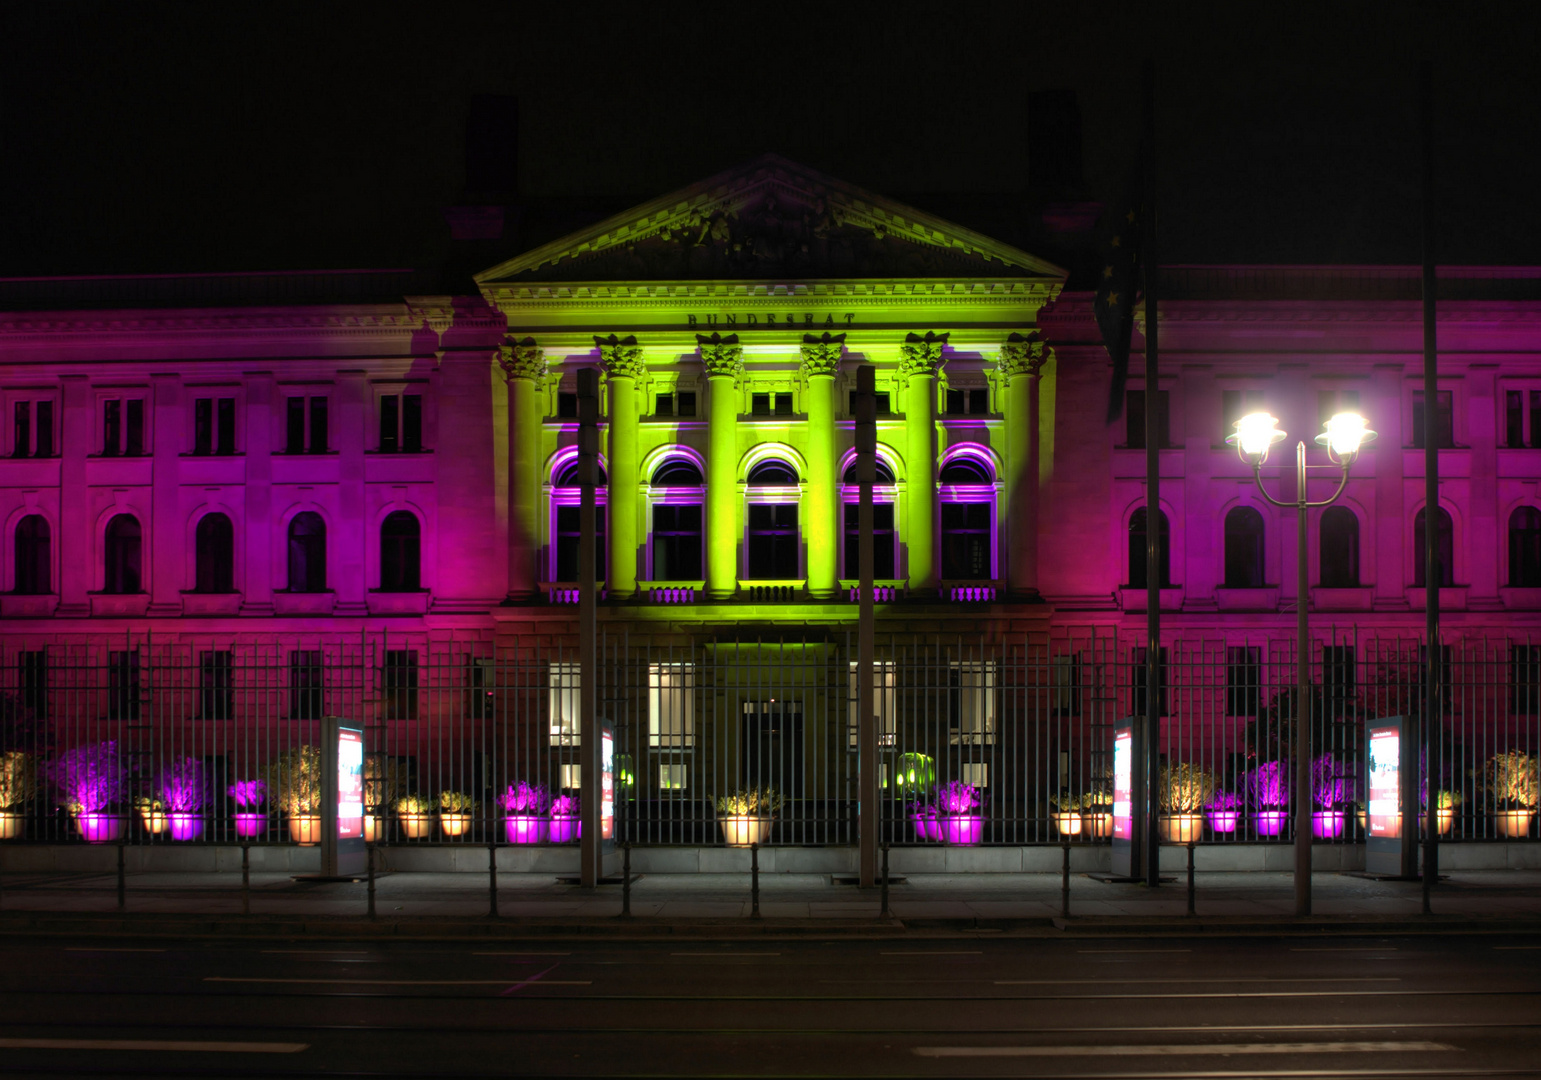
[
  {"left": 670, "top": 952, "right": 780, "bottom": 957},
  {"left": 204, "top": 977, "right": 590, "bottom": 986},
  {"left": 1493, "top": 945, "right": 1541, "bottom": 950},
  {"left": 1077, "top": 948, "right": 1191, "bottom": 953},
  {"left": 0, "top": 1037, "right": 307, "bottom": 1054},
  {"left": 1292, "top": 947, "right": 1399, "bottom": 952},
  {"left": 63, "top": 947, "right": 165, "bottom": 953},
  {"left": 914, "top": 1040, "right": 1455, "bottom": 1058},
  {"left": 261, "top": 949, "right": 369, "bottom": 955},
  {"left": 996, "top": 977, "right": 1400, "bottom": 986},
  {"left": 472, "top": 951, "right": 572, "bottom": 956},
  {"left": 881, "top": 951, "right": 983, "bottom": 956}
]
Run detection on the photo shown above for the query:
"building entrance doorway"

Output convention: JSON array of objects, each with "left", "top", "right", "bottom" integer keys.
[{"left": 740, "top": 699, "right": 804, "bottom": 799}]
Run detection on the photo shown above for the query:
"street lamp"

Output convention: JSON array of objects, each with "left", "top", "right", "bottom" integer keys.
[{"left": 1228, "top": 410, "right": 1375, "bottom": 916}]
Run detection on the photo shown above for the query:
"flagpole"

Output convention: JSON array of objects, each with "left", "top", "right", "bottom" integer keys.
[
  {"left": 1142, "top": 61, "right": 1161, "bottom": 890},
  {"left": 1420, "top": 59, "right": 1440, "bottom": 909}
]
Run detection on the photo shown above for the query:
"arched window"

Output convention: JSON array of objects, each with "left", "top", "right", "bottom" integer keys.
[
  {"left": 841, "top": 460, "right": 895, "bottom": 484},
  {"left": 380, "top": 511, "right": 421, "bottom": 591},
  {"left": 1510, "top": 507, "right": 1541, "bottom": 587},
  {"left": 194, "top": 513, "right": 234, "bottom": 593},
  {"left": 747, "top": 459, "right": 798, "bottom": 485},
  {"left": 651, "top": 459, "right": 703, "bottom": 580},
  {"left": 1224, "top": 507, "right": 1266, "bottom": 588},
  {"left": 939, "top": 453, "right": 994, "bottom": 580},
  {"left": 1319, "top": 506, "right": 1360, "bottom": 588},
  {"left": 841, "top": 458, "right": 897, "bottom": 579},
  {"left": 939, "top": 457, "right": 992, "bottom": 484},
  {"left": 13, "top": 514, "right": 50, "bottom": 594},
  {"left": 103, "top": 514, "right": 142, "bottom": 594},
  {"left": 287, "top": 512, "right": 327, "bottom": 593},
  {"left": 1128, "top": 508, "right": 1171, "bottom": 588},
  {"left": 745, "top": 459, "right": 799, "bottom": 579},
  {"left": 1413, "top": 506, "right": 1453, "bottom": 587},
  {"left": 555, "top": 461, "right": 607, "bottom": 486}
]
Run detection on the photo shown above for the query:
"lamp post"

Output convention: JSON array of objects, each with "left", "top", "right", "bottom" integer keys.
[{"left": 1228, "top": 410, "right": 1375, "bottom": 916}]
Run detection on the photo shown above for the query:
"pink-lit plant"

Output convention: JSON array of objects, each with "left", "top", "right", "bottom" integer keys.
[
  {"left": 934, "top": 781, "right": 982, "bottom": 815},
  {"left": 50, "top": 741, "right": 124, "bottom": 815},
  {"left": 1310, "top": 754, "right": 1355, "bottom": 810},
  {"left": 1245, "top": 761, "right": 1290, "bottom": 809},
  {"left": 550, "top": 794, "right": 580, "bottom": 817},
  {"left": 1204, "top": 789, "right": 1243, "bottom": 833},
  {"left": 228, "top": 779, "right": 267, "bottom": 810},
  {"left": 499, "top": 781, "right": 550, "bottom": 816},
  {"left": 159, "top": 758, "right": 209, "bottom": 813},
  {"left": 548, "top": 793, "right": 581, "bottom": 843}
]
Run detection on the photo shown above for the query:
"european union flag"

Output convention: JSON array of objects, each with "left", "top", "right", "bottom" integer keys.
[{"left": 1096, "top": 181, "right": 1143, "bottom": 424}]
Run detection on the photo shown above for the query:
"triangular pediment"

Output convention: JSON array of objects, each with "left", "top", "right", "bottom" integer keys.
[{"left": 475, "top": 154, "right": 1065, "bottom": 286}]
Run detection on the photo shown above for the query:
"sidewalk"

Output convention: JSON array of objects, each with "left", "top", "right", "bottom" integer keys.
[{"left": 4, "top": 868, "right": 1541, "bottom": 937}]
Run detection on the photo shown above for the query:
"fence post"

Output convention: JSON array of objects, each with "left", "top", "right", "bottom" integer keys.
[
  {"left": 366, "top": 843, "right": 376, "bottom": 920},
  {"left": 620, "top": 842, "right": 632, "bottom": 919},
  {"left": 1062, "top": 842, "right": 1071, "bottom": 919},
  {"left": 488, "top": 841, "right": 498, "bottom": 918},
  {"left": 750, "top": 842, "right": 761, "bottom": 919},
  {"left": 241, "top": 844, "right": 250, "bottom": 917},
  {"left": 116, "top": 840, "right": 126, "bottom": 912},
  {"left": 1186, "top": 840, "right": 1196, "bottom": 917}
]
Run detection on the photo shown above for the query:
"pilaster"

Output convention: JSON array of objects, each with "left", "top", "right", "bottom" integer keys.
[
  {"left": 241, "top": 372, "right": 275, "bottom": 615},
  {"left": 333, "top": 370, "right": 369, "bottom": 616},
  {"left": 55, "top": 375, "right": 90, "bottom": 617},
  {"left": 146, "top": 372, "right": 183, "bottom": 616}
]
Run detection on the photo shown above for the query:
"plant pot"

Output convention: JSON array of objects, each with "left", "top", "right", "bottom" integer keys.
[
  {"left": 548, "top": 814, "right": 581, "bottom": 843},
  {"left": 1311, "top": 810, "right": 1346, "bottom": 839},
  {"left": 1357, "top": 807, "right": 1368, "bottom": 832},
  {"left": 1437, "top": 806, "right": 1455, "bottom": 835},
  {"left": 288, "top": 815, "right": 321, "bottom": 845},
  {"left": 1492, "top": 809, "right": 1535, "bottom": 837},
  {"left": 0, "top": 810, "right": 20, "bottom": 839},
  {"left": 504, "top": 815, "right": 549, "bottom": 844},
  {"left": 1087, "top": 811, "right": 1114, "bottom": 838},
  {"left": 1158, "top": 813, "right": 1203, "bottom": 843},
  {"left": 1206, "top": 810, "right": 1240, "bottom": 833},
  {"left": 140, "top": 810, "right": 167, "bottom": 835},
  {"left": 76, "top": 813, "right": 125, "bottom": 843},
  {"left": 232, "top": 812, "right": 266, "bottom": 838},
  {"left": 721, "top": 815, "right": 773, "bottom": 847},
  {"left": 1254, "top": 809, "right": 1289, "bottom": 837},
  {"left": 1052, "top": 811, "right": 1082, "bottom": 837},
  {"left": 940, "top": 813, "right": 984, "bottom": 845},
  {"left": 362, "top": 815, "right": 384, "bottom": 843},
  {"left": 440, "top": 813, "right": 472, "bottom": 837},
  {"left": 910, "top": 811, "right": 943, "bottom": 842},
  {"left": 166, "top": 812, "right": 203, "bottom": 841},
  {"left": 399, "top": 813, "right": 434, "bottom": 839}
]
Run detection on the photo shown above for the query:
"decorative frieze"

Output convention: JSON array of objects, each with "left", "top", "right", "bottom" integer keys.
[
  {"left": 594, "top": 333, "right": 646, "bottom": 380},
  {"left": 899, "top": 330, "right": 949, "bottom": 380},
  {"left": 998, "top": 330, "right": 1053, "bottom": 380},
  {"left": 799, "top": 331, "right": 846, "bottom": 379},
  {"left": 696, "top": 331, "right": 744, "bottom": 381},
  {"left": 499, "top": 336, "right": 547, "bottom": 381}
]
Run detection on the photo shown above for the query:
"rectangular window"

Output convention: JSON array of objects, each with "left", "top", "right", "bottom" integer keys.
[
  {"left": 12, "top": 402, "right": 29, "bottom": 458},
  {"left": 35, "top": 401, "right": 52, "bottom": 457},
  {"left": 402, "top": 394, "right": 422, "bottom": 452},
  {"left": 309, "top": 397, "right": 328, "bottom": 452},
  {"left": 18, "top": 650, "right": 47, "bottom": 719},
  {"left": 1504, "top": 390, "right": 1541, "bottom": 448},
  {"left": 289, "top": 650, "right": 323, "bottom": 719},
  {"left": 107, "top": 650, "right": 140, "bottom": 721},
  {"left": 286, "top": 398, "right": 306, "bottom": 453},
  {"left": 677, "top": 391, "right": 696, "bottom": 417},
  {"left": 555, "top": 504, "right": 606, "bottom": 581},
  {"left": 194, "top": 398, "right": 212, "bottom": 454},
  {"left": 1224, "top": 389, "right": 1269, "bottom": 442},
  {"left": 648, "top": 662, "right": 695, "bottom": 748},
  {"left": 944, "top": 388, "right": 991, "bottom": 415},
  {"left": 852, "top": 391, "right": 892, "bottom": 416},
  {"left": 556, "top": 392, "right": 577, "bottom": 418},
  {"left": 1051, "top": 653, "right": 1081, "bottom": 717},
  {"left": 659, "top": 762, "right": 689, "bottom": 790},
  {"left": 1510, "top": 644, "right": 1541, "bottom": 715},
  {"left": 1412, "top": 390, "right": 1453, "bottom": 448},
  {"left": 651, "top": 503, "right": 702, "bottom": 580},
  {"left": 842, "top": 502, "right": 896, "bottom": 579},
  {"left": 774, "top": 392, "right": 793, "bottom": 416},
  {"left": 287, "top": 396, "right": 328, "bottom": 453},
  {"left": 549, "top": 661, "right": 581, "bottom": 746},
  {"left": 125, "top": 399, "right": 144, "bottom": 455},
  {"left": 1125, "top": 389, "right": 1169, "bottom": 449},
  {"left": 940, "top": 502, "right": 991, "bottom": 579},
  {"left": 751, "top": 393, "right": 770, "bottom": 416},
  {"left": 1225, "top": 645, "right": 1262, "bottom": 718},
  {"left": 847, "top": 660, "right": 897, "bottom": 748},
  {"left": 961, "top": 761, "right": 990, "bottom": 789},
  {"left": 949, "top": 660, "right": 996, "bottom": 745},
  {"left": 1323, "top": 644, "right": 1356, "bottom": 716},
  {"left": 655, "top": 392, "right": 673, "bottom": 416},
  {"left": 102, "top": 398, "right": 147, "bottom": 456},
  {"left": 747, "top": 503, "right": 798, "bottom": 578},
  {"left": 381, "top": 649, "right": 418, "bottom": 720},
  {"left": 464, "top": 655, "right": 494, "bottom": 720},
  {"left": 192, "top": 397, "right": 236, "bottom": 455},
  {"left": 379, "top": 395, "right": 398, "bottom": 452},
  {"left": 199, "top": 650, "right": 234, "bottom": 720},
  {"left": 217, "top": 398, "right": 235, "bottom": 454},
  {"left": 1132, "top": 645, "right": 1169, "bottom": 717},
  {"left": 559, "top": 763, "right": 581, "bottom": 790},
  {"left": 102, "top": 399, "right": 120, "bottom": 457}
]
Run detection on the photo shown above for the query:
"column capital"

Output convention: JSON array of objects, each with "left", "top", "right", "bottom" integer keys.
[
  {"left": 696, "top": 331, "right": 743, "bottom": 381},
  {"left": 899, "top": 331, "right": 949, "bottom": 380},
  {"left": 799, "top": 331, "right": 845, "bottom": 379},
  {"left": 999, "top": 330, "right": 1053, "bottom": 380},
  {"left": 595, "top": 333, "right": 645, "bottom": 380},
  {"left": 499, "top": 336, "right": 547, "bottom": 382}
]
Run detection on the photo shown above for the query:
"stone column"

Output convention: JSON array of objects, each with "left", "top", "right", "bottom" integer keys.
[
  {"left": 901, "top": 331, "right": 947, "bottom": 594},
  {"left": 1001, "top": 332, "right": 1051, "bottom": 600},
  {"left": 801, "top": 332, "right": 844, "bottom": 598},
  {"left": 147, "top": 372, "right": 183, "bottom": 616},
  {"left": 501, "top": 337, "right": 545, "bottom": 601},
  {"left": 597, "top": 334, "right": 643, "bottom": 599},
  {"left": 700, "top": 332, "right": 743, "bottom": 600},
  {"left": 241, "top": 372, "right": 275, "bottom": 615},
  {"left": 56, "top": 375, "right": 90, "bottom": 617},
  {"left": 333, "top": 370, "right": 369, "bottom": 616}
]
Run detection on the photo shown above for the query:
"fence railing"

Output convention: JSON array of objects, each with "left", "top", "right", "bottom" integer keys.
[{"left": 0, "top": 626, "right": 1537, "bottom": 849}]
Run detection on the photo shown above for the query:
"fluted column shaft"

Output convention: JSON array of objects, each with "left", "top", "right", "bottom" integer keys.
[
  {"left": 901, "top": 332, "right": 947, "bottom": 594},
  {"left": 700, "top": 333, "right": 743, "bottom": 600},
  {"left": 801, "top": 333, "right": 844, "bottom": 598},
  {"left": 1001, "top": 332, "right": 1052, "bottom": 599},
  {"left": 597, "top": 335, "right": 643, "bottom": 599},
  {"left": 502, "top": 338, "right": 545, "bottom": 599}
]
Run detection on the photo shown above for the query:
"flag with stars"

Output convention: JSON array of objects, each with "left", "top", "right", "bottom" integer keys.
[{"left": 1096, "top": 184, "right": 1143, "bottom": 424}]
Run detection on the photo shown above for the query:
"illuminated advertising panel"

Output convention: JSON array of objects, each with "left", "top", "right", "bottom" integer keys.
[
  {"left": 338, "top": 726, "right": 364, "bottom": 841},
  {"left": 1366, "top": 716, "right": 1404, "bottom": 876},
  {"left": 601, "top": 726, "right": 615, "bottom": 842},
  {"left": 1111, "top": 719, "right": 1135, "bottom": 878}
]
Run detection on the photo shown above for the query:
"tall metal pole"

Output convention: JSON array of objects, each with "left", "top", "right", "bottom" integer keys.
[
  {"left": 1294, "top": 441, "right": 1312, "bottom": 916},
  {"left": 577, "top": 368, "right": 600, "bottom": 887},
  {"left": 856, "top": 365, "right": 878, "bottom": 887},
  {"left": 1420, "top": 60, "right": 1441, "bottom": 904},
  {"left": 1142, "top": 62, "right": 1161, "bottom": 889}
]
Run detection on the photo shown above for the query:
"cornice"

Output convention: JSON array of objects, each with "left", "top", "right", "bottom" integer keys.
[
  {"left": 0, "top": 307, "right": 506, "bottom": 338},
  {"left": 483, "top": 279, "right": 1059, "bottom": 306},
  {"left": 1141, "top": 299, "right": 1541, "bottom": 326}
]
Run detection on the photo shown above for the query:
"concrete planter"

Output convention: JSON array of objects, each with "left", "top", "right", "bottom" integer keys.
[
  {"left": 720, "top": 815, "right": 772, "bottom": 847},
  {"left": 288, "top": 815, "right": 321, "bottom": 845},
  {"left": 440, "top": 813, "right": 472, "bottom": 837},
  {"left": 1051, "top": 812, "right": 1082, "bottom": 837},
  {"left": 1159, "top": 814, "right": 1203, "bottom": 843},
  {"left": 399, "top": 813, "right": 434, "bottom": 839},
  {"left": 1492, "top": 809, "right": 1535, "bottom": 837}
]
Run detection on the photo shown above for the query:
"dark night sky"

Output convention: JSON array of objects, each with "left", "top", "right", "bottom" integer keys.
[{"left": 3, "top": 2, "right": 1538, "bottom": 281}]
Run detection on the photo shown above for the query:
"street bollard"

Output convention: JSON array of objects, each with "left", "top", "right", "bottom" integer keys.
[
  {"left": 880, "top": 842, "right": 890, "bottom": 920},
  {"left": 620, "top": 842, "right": 632, "bottom": 919},
  {"left": 1062, "top": 842, "right": 1071, "bottom": 919},
  {"left": 750, "top": 842, "right": 761, "bottom": 919},
  {"left": 241, "top": 844, "right": 250, "bottom": 917},
  {"left": 488, "top": 841, "right": 499, "bottom": 918},
  {"left": 366, "top": 843, "right": 376, "bottom": 920},
  {"left": 1186, "top": 841, "right": 1196, "bottom": 917},
  {"left": 116, "top": 841, "right": 126, "bottom": 911}
]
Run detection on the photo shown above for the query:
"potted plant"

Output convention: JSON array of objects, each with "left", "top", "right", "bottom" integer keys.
[
  {"left": 1246, "top": 760, "right": 1290, "bottom": 836},
  {"left": 228, "top": 779, "right": 267, "bottom": 838},
  {"left": 393, "top": 793, "right": 434, "bottom": 839},
  {"left": 158, "top": 757, "right": 208, "bottom": 841},
  {"left": 260, "top": 745, "right": 321, "bottom": 843},
  {"left": 439, "top": 790, "right": 476, "bottom": 837},
  {"left": 548, "top": 793, "right": 581, "bottom": 843},
  {"left": 716, "top": 787, "right": 781, "bottom": 847},
  {"left": 1157, "top": 763, "right": 1213, "bottom": 842},
  {"left": 892, "top": 752, "right": 937, "bottom": 796},
  {"left": 500, "top": 781, "right": 550, "bottom": 844},
  {"left": 1310, "top": 754, "right": 1354, "bottom": 839},
  {"left": 1484, "top": 750, "right": 1538, "bottom": 837},
  {"left": 909, "top": 799, "right": 942, "bottom": 842},
  {"left": 51, "top": 741, "right": 125, "bottom": 842},
  {"left": 362, "top": 754, "right": 400, "bottom": 843},
  {"left": 134, "top": 794, "right": 168, "bottom": 835},
  {"left": 1205, "top": 789, "right": 1243, "bottom": 834},
  {"left": 1085, "top": 782, "right": 1115, "bottom": 838},
  {"left": 935, "top": 780, "right": 985, "bottom": 845},
  {"left": 1427, "top": 789, "right": 1460, "bottom": 836},
  {"left": 0, "top": 750, "right": 34, "bottom": 839},
  {"left": 1049, "top": 789, "right": 1083, "bottom": 837}
]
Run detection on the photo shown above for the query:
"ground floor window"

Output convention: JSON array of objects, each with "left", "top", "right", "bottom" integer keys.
[
  {"left": 940, "top": 502, "right": 991, "bottom": 579},
  {"left": 847, "top": 660, "right": 897, "bottom": 748},
  {"left": 649, "top": 662, "right": 695, "bottom": 748},
  {"left": 948, "top": 660, "right": 995, "bottom": 744},
  {"left": 651, "top": 504, "right": 702, "bottom": 580}
]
